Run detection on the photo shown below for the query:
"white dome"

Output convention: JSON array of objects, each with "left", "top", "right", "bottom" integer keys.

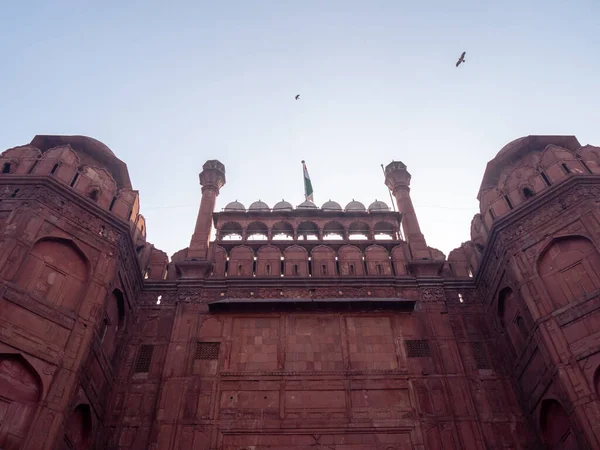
[
  {"left": 297, "top": 200, "right": 318, "bottom": 209},
  {"left": 345, "top": 200, "right": 366, "bottom": 211},
  {"left": 321, "top": 200, "right": 342, "bottom": 211},
  {"left": 224, "top": 200, "right": 245, "bottom": 211},
  {"left": 248, "top": 200, "right": 270, "bottom": 211},
  {"left": 273, "top": 200, "right": 293, "bottom": 211},
  {"left": 368, "top": 200, "right": 390, "bottom": 212}
]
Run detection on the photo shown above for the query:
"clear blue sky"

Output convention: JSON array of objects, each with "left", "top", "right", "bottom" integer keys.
[{"left": 1, "top": 1, "right": 599, "bottom": 258}]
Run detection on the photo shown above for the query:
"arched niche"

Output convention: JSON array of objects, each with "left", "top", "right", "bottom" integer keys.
[
  {"left": 365, "top": 245, "right": 392, "bottom": 275},
  {"left": 15, "top": 238, "right": 89, "bottom": 311},
  {"left": 101, "top": 289, "right": 125, "bottom": 362},
  {"left": 228, "top": 246, "right": 254, "bottom": 277},
  {"left": 391, "top": 245, "right": 408, "bottom": 276},
  {"left": 497, "top": 287, "right": 528, "bottom": 354},
  {"left": 323, "top": 221, "right": 346, "bottom": 240},
  {"left": 311, "top": 245, "right": 336, "bottom": 277},
  {"left": 0, "top": 354, "right": 42, "bottom": 449},
  {"left": 211, "top": 246, "right": 227, "bottom": 278},
  {"left": 272, "top": 221, "right": 294, "bottom": 241},
  {"left": 65, "top": 404, "right": 93, "bottom": 450},
  {"left": 246, "top": 221, "right": 268, "bottom": 241},
  {"left": 219, "top": 222, "right": 243, "bottom": 241},
  {"left": 283, "top": 245, "right": 308, "bottom": 277},
  {"left": 256, "top": 245, "right": 281, "bottom": 277},
  {"left": 539, "top": 399, "right": 578, "bottom": 449},
  {"left": 348, "top": 221, "right": 370, "bottom": 240},
  {"left": 338, "top": 245, "right": 364, "bottom": 276},
  {"left": 538, "top": 236, "right": 600, "bottom": 309}
]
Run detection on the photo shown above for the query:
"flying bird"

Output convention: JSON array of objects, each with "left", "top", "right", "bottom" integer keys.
[
  {"left": 456, "top": 51, "right": 466, "bottom": 67},
  {"left": 295, "top": 94, "right": 300, "bottom": 100}
]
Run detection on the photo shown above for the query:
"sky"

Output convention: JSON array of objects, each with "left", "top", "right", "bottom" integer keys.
[{"left": 1, "top": 1, "right": 599, "bottom": 258}]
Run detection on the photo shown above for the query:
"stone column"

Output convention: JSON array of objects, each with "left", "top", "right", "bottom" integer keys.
[
  {"left": 384, "top": 161, "right": 431, "bottom": 259},
  {"left": 187, "top": 160, "right": 225, "bottom": 260}
]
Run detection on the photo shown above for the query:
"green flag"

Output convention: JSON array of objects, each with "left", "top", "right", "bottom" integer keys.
[{"left": 301, "top": 160, "right": 314, "bottom": 202}]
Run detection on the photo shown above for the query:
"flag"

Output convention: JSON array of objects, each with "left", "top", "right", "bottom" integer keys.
[{"left": 301, "top": 160, "right": 314, "bottom": 202}]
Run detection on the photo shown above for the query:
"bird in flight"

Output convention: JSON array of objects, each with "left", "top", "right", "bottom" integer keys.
[
  {"left": 456, "top": 51, "right": 466, "bottom": 67},
  {"left": 295, "top": 94, "right": 300, "bottom": 100}
]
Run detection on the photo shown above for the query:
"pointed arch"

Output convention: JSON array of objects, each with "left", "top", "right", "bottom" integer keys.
[
  {"left": 391, "top": 245, "right": 408, "bottom": 276},
  {"left": 537, "top": 235, "right": 600, "bottom": 308},
  {"left": 283, "top": 245, "right": 308, "bottom": 276},
  {"left": 65, "top": 404, "right": 93, "bottom": 450},
  {"left": 229, "top": 245, "right": 254, "bottom": 277},
  {"left": 323, "top": 221, "right": 346, "bottom": 240},
  {"left": 219, "top": 221, "right": 243, "bottom": 240},
  {"left": 365, "top": 244, "right": 392, "bottom": 275},
  {"left": 272, "top": 221, "right": 294, "bottom": 240},
  {"left": 0, "top": 354, "right": 42, "bottom": 449},
  {"left": 338, "top": 244, "right": 364, "bottom": 276},
  {"left": 15, "top": 237, "right": 90, "bottom": 311},
  {"left": 211, "top": 245, "right": 227, "bottom": 278},
  {"left": 539, "top": 399, "right": 578, "bottom": 449},
  {"left": 256, "top": 245, "right": 282, "bottom": 277},
  {"left": 311, "top": 245, "right": 336, "bottom": 277}
]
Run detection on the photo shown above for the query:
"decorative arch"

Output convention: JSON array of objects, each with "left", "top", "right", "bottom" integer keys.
[
  {"left": 298, "top": 221, "right": 319, "bottom": 240},
  {"left": 64, "top": 404, "right": 93, "bottom": 450},
  {"left": 272, "top": 221, "right": 294, "bottom": 240},
  {"left": 283, "top": 245, "right": 308, "bottom": 276},
  {"left": 311, "top": 245, "right": 336, "bottom": 277},
  {"left": 229, "top": 245, "right": 254, "bottom": 277},
  {"left": 539, "top": 399, "right": 577, "bottom": 449},
  {"left": 323, "top": 221, "right": 346, "bottom": 240},
  {"left": 338, "top": 245, "right": 364, "bottom": 276},
  {"left": 246, "top": 221, "right": 269, "bottom": 241},
  {"left": 15, "top": 238, "right": 90, "bottom": 311},
  {"left": 211, "top": 246, "right": 227, "bottom": 278},
  {"left": 33, "top": 145, "right": 80, "bottom": 183},
  {"left": 365, "top": 245, "right": 392, "bottom": 275},
  {"left": 0, "top": 354, "right": 42, "bottom": 449},
  {"left": 0, "top": 146, "right": 41, "bottom": 175},
  {"left": 391, "top": 245, "right": 408, "bottom": 276},
  {"left": 373, "top": 221, "right": 395, "bottom": 240},
  {"left": 256, "top": 245, "right": 282, "bottom": 277},
  {"left": 348, "top": 221, "right": 370, "bottom": 240},
  {"left": 537, "top": 235, "right": 600, "bottom": 308},
  {"left": 219, "top": 222, "right": 243, "bottom": 240}
]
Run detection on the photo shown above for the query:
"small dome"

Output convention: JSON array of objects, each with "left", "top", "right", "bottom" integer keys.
[
  {"left": 224, "top": 200, "right": 245, "bottom": 211},
  {"left": 368, "top": 200, "right": 390, "bottom": 212},
  {"left": 321, "top": 200, "right": 342, "bottom": 211},
  {"left": 345, "top": 200, "right": 366, "bottom": 212},
  {"left": 297, "top": 200, "right": 318, "bottom": 209},
  {"left": 248, "top": 200, "right": 270, "bottom": 211},
  {"left": 273, "top": 200, "right": 293, "bottom": 211}
]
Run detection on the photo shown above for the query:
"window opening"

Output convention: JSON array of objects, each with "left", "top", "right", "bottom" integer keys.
[
  {"left": 523, "top": 187, "right": 535, "bottom": 199},
  {"left": 504, "top": 195, "right": 513, "bottom": 210},
  {"left": 134, "top": 345, "right": 154, "bottom": 373},
  {"left": 50, "top": 163, "right": 60, "bottom": 174},
  {"left": 2, "top": 163, "right": 10, "bottom": 174},
  {"left": 540, "top": 171, "right": 552, "bottom": 186},
  {"left": 70, "top": 172, "right": 79, "bottom": 187},
  {"left": 561, "top": 163, "right": 571, "bottom": 174},
  {"left": 458, "top": 293, "right": 464, "bottom": 303}
]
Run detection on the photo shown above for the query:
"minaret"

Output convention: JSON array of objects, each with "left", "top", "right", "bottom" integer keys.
[
  {"left": 384, "top": 161, "right": 432, "bottom": 260},
  {"left": 187, "top": 160, "right": 226, "bottom": 260}
]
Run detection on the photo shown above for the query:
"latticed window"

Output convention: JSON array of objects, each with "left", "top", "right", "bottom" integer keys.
[
  {"left": 472, "top": 342, "right": 491, "bottom": 369},
  {"left": 134, "top": 345, "right": 154, "bottom": 373},
  {"left": 195, "top": 342, "right": 220, "bottom": 360},
  {"left": 405, "top": 340, "right": 431, "bottom": 358}
]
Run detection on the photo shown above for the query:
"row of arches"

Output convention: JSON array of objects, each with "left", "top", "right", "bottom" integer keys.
[
  {"left": 211, "top": 244, "right": 408, "bottom": 277},
  {"left": 218, "top": 220, "right": 399, "bottom": 241},
  {"left": 0, "top": 354, "right": 92, "bottom": 450}
]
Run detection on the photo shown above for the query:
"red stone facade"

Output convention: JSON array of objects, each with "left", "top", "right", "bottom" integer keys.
[{"left": 0, "top": 134, "right": 599, "bottom": 449}]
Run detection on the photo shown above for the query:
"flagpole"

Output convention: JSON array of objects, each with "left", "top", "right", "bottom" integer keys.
[
  {"left": 301, "top": 160, "right": 306, "bottom": 200},
  {"left": 381, "top": 164, "right": 397, "bottom": 212}
]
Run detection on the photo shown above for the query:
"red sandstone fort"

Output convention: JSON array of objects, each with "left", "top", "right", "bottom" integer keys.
[{"left": 0, "top": 134, "right": 599, "bottom": 449}]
